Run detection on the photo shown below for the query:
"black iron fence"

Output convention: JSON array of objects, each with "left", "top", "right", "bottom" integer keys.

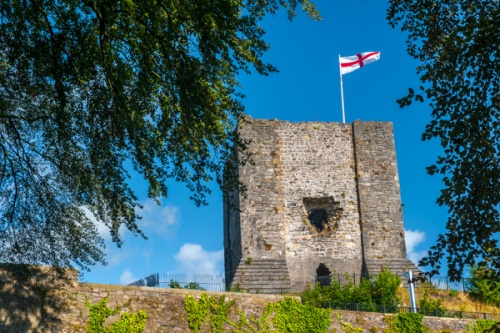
[
  {"left": 419, "top": 275, "right": 468, "bottom": 292},
  {"left": 296, "top": 274, "right": 469, "bottom": 293},
  {"left": 321, "top": 301, "right": 500, "bottom": 321},
  {"left": 127, "top": 272, "right": 470, "bottom": 293},
  {"left": 127, "top": 272, "right": 499, "bottom": 321}
]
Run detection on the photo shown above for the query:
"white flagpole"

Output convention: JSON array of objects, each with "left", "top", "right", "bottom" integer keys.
[{"left": 339, "top": 54, "right": 346, "bottom": 124}]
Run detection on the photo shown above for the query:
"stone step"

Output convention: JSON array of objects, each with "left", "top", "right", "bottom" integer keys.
[
  {"left": 364, "top": 259, "right": 421, "bottom": 277},
  {"left": 231, "top": 258, "right": 291, "bottom": 294}
]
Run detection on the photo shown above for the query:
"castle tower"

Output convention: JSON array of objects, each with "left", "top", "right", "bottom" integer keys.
[{"left": 223, "top": 118, "right": 418, "bottom": 293}]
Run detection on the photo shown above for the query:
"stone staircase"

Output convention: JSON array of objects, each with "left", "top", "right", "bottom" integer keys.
[
  {"left": 231, "top": 258, "right": 291, "bottom": 294},
  {"left": 364, "top": 259, "right": 421, "bottom": 278}
]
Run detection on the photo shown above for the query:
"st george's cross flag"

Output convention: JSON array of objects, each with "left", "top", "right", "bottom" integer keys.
[{"left": 339, "top": 52, "right": 380, "bottom": 75}]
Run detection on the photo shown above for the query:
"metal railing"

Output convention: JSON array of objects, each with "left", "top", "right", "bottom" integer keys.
[
  {"left": 128, "top": 272, "right": 470, "bottom": 293},
  {"left": 420, "top": 276, "right": 468, "bottom": 292},
  {"left": 321, "top": 301, "right": 500, "bottom": 320},
  {"left": 158, "top": 273, "right": 226, "bottom": 292},
  {"left": 127, "top": 272, "right": 499, "bottom": 321}
]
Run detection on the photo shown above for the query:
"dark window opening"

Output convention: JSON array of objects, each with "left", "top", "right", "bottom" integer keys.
[
  {"left": 316, "top": 263, "right": 331, "bottom": 286},
  {"left": 316, "top": 263, "right": 331, "bottom": 276},
  {"left": 303, "top": 197, "right": 343, "bottom": 233},
  {"left": 308, "top": 209, "right": 328, "bottom": 231}
]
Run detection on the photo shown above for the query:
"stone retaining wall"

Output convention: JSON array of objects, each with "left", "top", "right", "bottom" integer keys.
[{"left": 0, "top": 265, "right": 479, "bottom": 332}]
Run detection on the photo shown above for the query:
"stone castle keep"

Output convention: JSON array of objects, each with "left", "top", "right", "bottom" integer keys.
[{"left": 223, "top": 118, "right": 418, "bottom": 293}]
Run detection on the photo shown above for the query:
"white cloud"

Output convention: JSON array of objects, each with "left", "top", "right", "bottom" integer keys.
[
  {"left": 83, "top": 199, "right": 179, "bottom": 242},
  {"left": 82, "top": 207, "right": 109, "bottom": 240},
  {"left": 405, "top": 229, "right": 427, "bottom": 266},
  {"left": 174, "top": 243, "right": 224, "bottom": 275},
  {"left": 119, "top": 269, "right": 137, "bottom": 284},
  {"left": 107, "top": 249, "right": 133, "bottom": 267},
  {"left": 137, "top": 199, "right": 180, "bottom": 237},
  {"left": 82, "top": 207, "right": 125, "bottom": 241}
]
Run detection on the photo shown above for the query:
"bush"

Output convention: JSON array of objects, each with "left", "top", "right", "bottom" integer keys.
[
  {"left": 85, "top": 296, "right": 147, "bottom": 333},
  {"left": 467, "top": 265, "right": 500, "bottom": 306},
  {"left": 169, "top": 280, "right": 205, "bottom": 290},
  {"left": 418, "top": 290, "right": 446, "bottom": 317},
  {"left": 386, "top": 313, "right": 426, "bottom": 333},
  {"left": 184, "top": 294, "right": 331, "bottom": 333},
  {"left": 301, "top": 269, "right": 401, "bottom": 313},
  {"left": 369, "top": 269, "right": 401, "bottom": 308},
  {"left": 466, "top": 319, "right": 500, "bottom": 333}
]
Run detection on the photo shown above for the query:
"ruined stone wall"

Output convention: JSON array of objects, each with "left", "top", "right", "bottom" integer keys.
[
  {"left": 223, "top": 152, "right": 243, "bottom": 286},
  {"left": 278, "top": 121, "right": 363, "bottom": 286},
  {"left": 226, "top": 119, "right": 289, "bottom": 262},
  {"left": 352, "top": 121, "right": 407, "bottom": 261},
  {"left": 225, "top": 118, "right": 411, "bottom": 288},
  {"left": 0, "top": 265, "right": 479, "bottom": 333}
]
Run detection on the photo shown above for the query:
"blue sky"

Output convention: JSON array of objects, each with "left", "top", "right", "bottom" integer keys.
[{"left": 82, "top": 0, "right": 449, "bottom": 284}]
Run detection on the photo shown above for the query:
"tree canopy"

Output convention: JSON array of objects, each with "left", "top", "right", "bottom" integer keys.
[
  {"left": 0, "top": 0, "right": 319, "bottom": 271},
  {"left": 388, "top": 0, "right": 499, "bottom": 280}
]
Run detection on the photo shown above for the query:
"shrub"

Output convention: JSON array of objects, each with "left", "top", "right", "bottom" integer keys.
[
  {"left": 85, "top": 296, "right": 147, "bottom": 333},
  {"left": 387, "top": 312, "right": 426, "bottom": 333},
  {"left": 418, "top": 290, "right": 446, "bottom": 317},
  {"left": 169, "top": 280, "right": 182, "bottom": 289},
  {"left": 466, "top": 319, "right": 500, "bottom": 333},
  {"left": 184, "top": 294, "right": 331, "bottom": 333},
  {"left": 169, "top": 280, "right": 205, "bottom": 290},
  {"left": 467, "top": 265, "right": 500, "bottom": 306},
  {"left": 369, "top": 269, "right": 401, "bottom": 309},
  {"left": 301, "top": 269, "right": 401, "bottom": 313}
]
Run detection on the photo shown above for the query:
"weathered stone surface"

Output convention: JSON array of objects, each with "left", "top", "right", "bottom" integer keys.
[{"left": 224, "top": 118, "right": 418, "bottom": 292}]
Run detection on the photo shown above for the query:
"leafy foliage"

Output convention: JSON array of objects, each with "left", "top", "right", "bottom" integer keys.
[
  {"left": 334, "top": 313, "right": 362, "bottom": 333},
  {"left": 168, "top": 280, "right": 182, "bottom": 289},
  {"left": 184, "top": 294, "right": 331, "bottom": 333},
  {"left": 388, "top": 0, "right": 500, "bottom": 281},
  {"left": 385, "top": 312, "right": 426, "bottom": 333},
  {"left": 264, "top": 297, "right": 331, "bottom": 333},
  {"left": 418, "top": 290, "right": 446, "bottom": 317},
  {"left": 185, "top": 282, "right": 206, "bottom": 290},
  {"left": 185, "top": 294, "right": 234, "bottom": 333},
  {"left": 466, "top": 319, "right": 500, "bottom": 333},
  {"left": 369, "top": 269, "right": 401, "bottom": 308},
  {"left": 85, "top": 296, "right": 147, "bottom": 333},
  {"left": 301, "top": 270, "right": 401, "bottom": 312},
  {"left": 0, "top": 0, "right": 319, "bottom": 270},
  {"left": 169, "top": 280, "right": 205, "bottom": 290},
  {"left": 467, "top": 265, "right": 500, "bottom": 306}
]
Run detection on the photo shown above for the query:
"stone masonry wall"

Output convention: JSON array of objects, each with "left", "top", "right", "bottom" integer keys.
[
  {"left": 231, "top": 119, "right": 288, "bottom": 261},
  {"left": 352, "top": 121, "right": 407, "bottom": 262},
  {"left": 225, "top": 118, "right": 412, "bottom": 289},
  {"left": 0, "top": 265, "right": 479, "bottom": 333},
  {"left": 223, "top": 150, "right": 243, "bottom": 286},
  {"left": 279, "top": 121, "right": 363, "bottom": 287}
]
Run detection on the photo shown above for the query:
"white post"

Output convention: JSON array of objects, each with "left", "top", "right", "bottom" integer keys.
[{"left": 339, "top": 54, "right": 346, "bottom": 124}]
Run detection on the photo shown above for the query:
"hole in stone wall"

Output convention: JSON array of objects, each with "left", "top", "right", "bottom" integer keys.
[
  {"left": 316, "top": 263, "right": 331, "bottom": 286},
  {"left": 316, "top": 263, "right": 331, "bottom": 276},
  {"left": 308, "top": 209, "right": 328, "bottom": 231},
  {"left": 303, "top": 197, "right": 343, "bottom": 233}
]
